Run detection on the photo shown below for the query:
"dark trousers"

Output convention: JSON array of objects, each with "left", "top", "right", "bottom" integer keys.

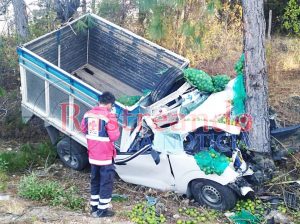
[{"left": 90, "top": 164, "right": 115, "bottom": 211}]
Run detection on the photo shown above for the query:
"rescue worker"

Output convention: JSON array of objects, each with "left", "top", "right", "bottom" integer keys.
[{"left": 80, "top": 91, "right": 120, "bottom": 218}]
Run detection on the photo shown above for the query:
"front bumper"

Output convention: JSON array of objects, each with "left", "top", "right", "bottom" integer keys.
[{"left": 228, "top": 177, "right": 254, "bottom": 196}]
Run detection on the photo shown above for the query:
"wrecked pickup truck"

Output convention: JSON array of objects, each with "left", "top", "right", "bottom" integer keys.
[{"left": 17, "top": 13, "right": 293, "bottom": 211}]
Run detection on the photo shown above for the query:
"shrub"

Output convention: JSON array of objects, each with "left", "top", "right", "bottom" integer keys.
[
  {"left": 18, "top": 173, "right": 84, "bottom": 210},
  {"left": 283, "top": 0, "right": 300, "bottom": 35},
  {"left": 0, "top": 157, "right": 8, "bottom": 172},
  {"left": 0, "top": 171, "right": 8, "bottom": 192},
  {"left": 0, "top": 142, "right": 57, "bottom": 173},
  {"left": 0, "top": 87, "right": 6, "bottom": 97}
]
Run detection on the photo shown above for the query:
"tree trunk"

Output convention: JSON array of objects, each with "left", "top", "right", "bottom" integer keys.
[
  {"left": 54, "top": 0, "right": 80, "bottom": 23},
  {"left": 242, "top": 0, "right": 270, "bottom": 153},
  {"left": 82, "top": 0, "right": 87, "bottom": 14},
  {"left": 267, "top": 10, "right": 272, "bottom": 39},
  {"left": 12, "top": 0, "right": 29, "bottom": 41},
  {"left": 91, "top": 0, "right": 96, "bottom": 13},
  {"left": 121, "top": 0, "right": 126, "bottom": 23}
]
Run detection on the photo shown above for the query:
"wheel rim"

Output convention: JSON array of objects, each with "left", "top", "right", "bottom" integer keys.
[
  {"left": 202, "top": 185, "right": 222, "bottom": 204},
  {"left": 62, "top": 146, "right": 78, "bottom": 168}
]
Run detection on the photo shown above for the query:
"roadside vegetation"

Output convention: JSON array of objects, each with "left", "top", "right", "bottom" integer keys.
[
  {"left": 18, "top": 173, "right": 84, "bottom": 210},
  {"left": 0, "top": 142, "right": 56, "bottom": 173},
  {"left": 0, "top": 0, "right": 299, "bottom": 223}
]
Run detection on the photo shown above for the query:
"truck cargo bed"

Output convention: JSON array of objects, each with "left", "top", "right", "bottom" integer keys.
[
  {"left": 73, "top": 65, "right": 142, "bottom": 98},
  {"left": 17, "top": 13, "right": 189, "bottom": 146}
]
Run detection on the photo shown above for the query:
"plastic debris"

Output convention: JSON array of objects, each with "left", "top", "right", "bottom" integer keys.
[
  {"left": 228, "top": 209, "right": 260, "bottom": 224},
  {"left": 112, "top": 193, "right": 128, "bottom": 202},
  {"left": 232, "top": 54, "right": 246, "bottom": 117},
  {"left": 146, "top": 195, "right": 158, "bottom": 206}
]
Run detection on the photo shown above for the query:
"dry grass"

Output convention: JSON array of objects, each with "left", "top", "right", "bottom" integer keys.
[
  {"left": 193, "top": 18, "right": 243, "bottom": 76},
  {"left": 268, "top": 37, "right": 300, "bottom": 125},
  {"left": 0, "top": 198, "right": 29, "bottom": 214}
]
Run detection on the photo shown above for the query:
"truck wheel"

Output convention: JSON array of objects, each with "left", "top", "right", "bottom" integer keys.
[
  {"left": 56, "top": 137, "right": 88, "bottom": 171},
  {"left": 191, "top": 179, "right": 237, "bottom": 211},
  {"left": 150, "top": 67, "right": 185, "bottom": 103}
]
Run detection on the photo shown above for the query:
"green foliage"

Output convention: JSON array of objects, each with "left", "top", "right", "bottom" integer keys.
[
  {"left": 148, "top": 8, "right": 166, "bottom": 40},
  {"left": 18, "top": 173, "right": 84, "bottom": 210},
  {"left": 29, "top": 12, "right": 59, "bottom": 38},
  {"left": 283, "top": 0, "right": 300, "bottom": 35},
  {"left": 74, "top": 20, "right": 89, "bottom": 33},
  {"left": 0, "top": 157, "right": 9, "bottom": 192},
  {"left": 0, "top": 157, "right": 9, "bottom": 172},
  {"left": 181, "top": 22, "right": 196, "bottom": 37},
  {"left": 98, "top": 0, "right": 121, "bottom": 22},
  {"left": 0, "top": 171, "right": 8, "bottom": 192},
  {"left": 0, "top": 37, "right": 18, "bottom": 72},
  {"left": 0, "top": 142, "right": 57, "bottom": 173},
  {"left": 0, "top": 87, "right": 6, "bottom": 97},
  {"left": 74, "top": 15, "right": 96, "bottom": 34},
  {"left": 207, "top": 0, "right": 222, "bottom": 13},
  {"left": 139, "top": 0, "right": 185, "bottom": 12}
]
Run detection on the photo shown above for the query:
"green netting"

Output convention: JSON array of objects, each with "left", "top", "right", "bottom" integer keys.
[
  {"left": 117, "top": 89, "right": 151, "bottom": 106},
  {"left": 183, "top": 68, "right": 215, "bottom": 93},
  {"left": 212, "top": 74, "right": 231, "bottom": 92},
  {"left": 232, "top": 54, "right": 246, "bottom": 116},
  {"left": 229, "top": 209, "right": 260, "bottom": 224},
  {"left": 194, "top": 148, "right": 230, "bottom": 175},
  {"left": 117, "top": 95, "right": 142, "bottom": 106}
]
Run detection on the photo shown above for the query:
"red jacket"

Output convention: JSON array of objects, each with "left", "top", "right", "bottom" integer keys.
[{"left": 81, "top": 106, "right": 120, "bottom": 165}]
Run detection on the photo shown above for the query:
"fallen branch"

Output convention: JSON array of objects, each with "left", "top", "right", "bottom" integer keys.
[
  {"left": 272, "top": 136, "right": 300, "bottom": 166},
  {"left": 265, "top": 180, "right": 300, "bottom": 187}
]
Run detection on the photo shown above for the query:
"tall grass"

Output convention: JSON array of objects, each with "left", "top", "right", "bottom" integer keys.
[
  {"left": 18, "top": 173, "right": 84, "bottom": 210},
  {"left": 0, "top": 142, "right": 57, "bottom": 173}
]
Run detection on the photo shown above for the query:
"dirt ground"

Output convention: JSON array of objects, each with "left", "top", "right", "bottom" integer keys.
[
  {"left": 1, "top": 130, "right": 300, "bottom": 224},
  {"left": 0, "top": 162, "right": 228, "bottom": 224}
]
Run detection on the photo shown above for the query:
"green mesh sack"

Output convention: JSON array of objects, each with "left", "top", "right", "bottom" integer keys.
[
  {"left": 232, "top": 54, "right": 246, "bottom": 116},
  {"left": 184, "top": 68, "right": 215, "bottom": 93},
  {"left": 117, "top": 95, "right": 142, "bottom": 106},
  {"left": 229, "top": 209, "right": 260, "bottom": 224},
  {"left": 117, "top": 90, "right": 150, "bottom": 106},
  {"left": 212, "top": 74, "right": 231, "bottom": 92},
  {"left": 194, "top": 148, "right": 230, "bottom": 176}
]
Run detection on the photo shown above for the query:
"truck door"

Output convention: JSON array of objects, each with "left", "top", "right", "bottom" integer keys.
[{"left": 114, "top": 145, "right": 175, "bottom": 192}]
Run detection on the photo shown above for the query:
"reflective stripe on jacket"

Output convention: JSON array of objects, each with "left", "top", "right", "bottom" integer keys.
[{"left": 80, "top": 106, "right": 120, "bottom": 165}]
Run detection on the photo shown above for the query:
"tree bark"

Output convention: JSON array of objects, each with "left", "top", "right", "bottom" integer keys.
[
  {"left": 267, "top": 10, "right": 272, "bottom": 39},
  {"left": 91, "top": 0, "right": 96, "bottom": 13},
  {"left": 12, "top": 0, "right": 29, "bottom": 41},
  {"left": 242, "top": 0, "right": 270, "bottom": 153},
  {"left": 54, "top": 0, "right": 80, "bottom": 22},
  {"left": 81, "top": 0, "right": 87, "bottom": 14}
]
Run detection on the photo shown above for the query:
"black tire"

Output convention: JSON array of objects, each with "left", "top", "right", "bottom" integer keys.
[
  {"left": 150, "top": 67, "right": 185, "bottom": 103},
  {"left": 191, "top": 179, "right": 237, "bottom": 211},
  {"left": 56, "top": 137, "right": 89, "bottom": 171}
]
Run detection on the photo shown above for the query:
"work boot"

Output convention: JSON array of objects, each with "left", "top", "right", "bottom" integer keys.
[
  {"left": 90, "top": 206, "right": 98, "bottom": 214},
  {"left": 92, "top": 209, "right": 115, "bottom": 218}
]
